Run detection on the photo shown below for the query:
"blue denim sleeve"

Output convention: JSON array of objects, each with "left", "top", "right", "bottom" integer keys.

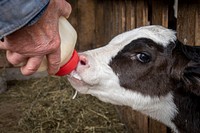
[{"left": 0, "top": 0, "right": 50, "bottom": 39}]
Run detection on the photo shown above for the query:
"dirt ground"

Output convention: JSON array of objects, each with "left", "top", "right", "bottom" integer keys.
[{"left": 0, "top": 76, "right": 126, "bottom": 133}]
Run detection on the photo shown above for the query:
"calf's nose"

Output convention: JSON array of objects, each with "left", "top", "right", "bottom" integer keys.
[{"left": 78, "top": 54, "right": 90, "bottom": 69}]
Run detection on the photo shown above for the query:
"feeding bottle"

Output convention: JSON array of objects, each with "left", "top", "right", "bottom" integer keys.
[{"left": 36, "top": 16, "right": 79, "bottom": 76}]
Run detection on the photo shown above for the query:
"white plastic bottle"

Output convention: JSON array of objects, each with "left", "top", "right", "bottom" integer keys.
[{"left": 34, "top": 17, "right": 79, "bottom": 76}]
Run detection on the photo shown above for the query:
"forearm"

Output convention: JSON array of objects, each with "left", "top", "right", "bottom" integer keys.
[{"left": 0, "top": 0, "right": 49, "bottom": 39}]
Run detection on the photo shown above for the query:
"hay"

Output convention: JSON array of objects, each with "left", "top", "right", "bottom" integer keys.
[{"left": 0, "top": 76, "right": 126, "bottom": 133}]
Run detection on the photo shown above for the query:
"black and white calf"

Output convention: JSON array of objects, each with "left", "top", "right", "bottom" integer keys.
[{"left": 67, "top": 25, "right": 200, "bottom": 133}]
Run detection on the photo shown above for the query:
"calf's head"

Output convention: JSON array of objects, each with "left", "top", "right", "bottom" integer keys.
[{"left": 67, "top": 25, "right": 200, "bottom": 133}]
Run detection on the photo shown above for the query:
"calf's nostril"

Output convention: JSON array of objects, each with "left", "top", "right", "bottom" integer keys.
[
  {"left": 79, "top": 55, "right": 88, "bottom": 66},
  {"left": 80, "top": 60, "right": 86, "bottom": 65}
]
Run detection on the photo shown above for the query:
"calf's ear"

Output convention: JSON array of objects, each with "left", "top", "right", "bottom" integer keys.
[
  {"left": 182, "top": 62, "right": 200, "bottom": 95},
  {"left": 181, "top": 43, "right": 200, "bottom": 62},
  {"left": 180, "top": 42, "right": 200, "bottom": 95}
]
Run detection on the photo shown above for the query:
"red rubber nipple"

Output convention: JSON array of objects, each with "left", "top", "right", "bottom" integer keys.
[{"left": 55, "top": 50, "right": 79, "bottom": 76}]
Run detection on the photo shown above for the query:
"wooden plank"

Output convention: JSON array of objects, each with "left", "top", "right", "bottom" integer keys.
[
  {"left": 77, "top": 0, "right": 96, "bottom": 51},
  {"left": 68, "top": 0, "right": 78, "bottom": 28},
  {"left": 135, "top": 0, "right": 148, "bottom": 27},
  {"left": 95, "top": 0, "right": 106, "bottom": 48},
  {"left": 148, "top": 119, "right": 167, "bottom": 133},
  {"left": 111, "top": 0, "right": 119, "bottom": 39},
  {"left": 177, "top": 0, "right": 197, "bottom": 46},
  {"left": 67, "top": 0, "right": 78, "bottom": 49},
  {"left": 103, "top": 0, "right": 113, "bottom": 45},
  {"left": 151, "top": 0, "right": 169, "bottom": 27},
  {"left": 116, "top": 106, "right": 148, "bottom": 133},
  {"left": 195, "top": 4, "right": 200, "bottom": 46},
  {"left": 118, "top": 0, "right": 126, "bottom": 33},
  {"left": 110, "top": 0, "right": 126, "bottom": 37},
  {"left": 168, "top": 0, "right": 177, "bottom": 30},
  {"left": 125, "top": 0, "right": 136, "bottom": 30}
]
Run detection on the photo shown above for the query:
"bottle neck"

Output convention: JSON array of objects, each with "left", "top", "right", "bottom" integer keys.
[{"left": 55, "top": 50, "right": 79, "bottom": 76}]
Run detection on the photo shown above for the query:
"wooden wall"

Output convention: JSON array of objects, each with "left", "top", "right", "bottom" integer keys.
[
  {"left": 0, "top": 0, "right": 199, "bottom": 132},
  {"left": 68, "top": 0, "right": 149, "bottom": 51}
]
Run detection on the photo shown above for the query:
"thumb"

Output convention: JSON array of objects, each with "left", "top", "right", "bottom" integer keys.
[{"left": 60, "top": 0, "right": 72, "bottom": 18}]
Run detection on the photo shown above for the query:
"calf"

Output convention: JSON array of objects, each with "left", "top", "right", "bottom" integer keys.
[{"left": 67, "top": 25, "right": 200, "bottom": 133}]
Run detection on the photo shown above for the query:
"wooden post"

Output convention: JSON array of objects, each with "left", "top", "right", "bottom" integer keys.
[
  {"left": 76, "top": 0, "right": 96, "bottom": 51},
  {"left": 195, "top": 4, "right": 200, "bottom": 46},
  {"left": 68, "top": 0, "right": 78, "bottom": 33},
  {"left": 135, "top": 0, "right": 148, "bottom": 27},
  {"left": 95, "top": 0, "right": 106, "bottom": 48},
  {"left": 125, "top": 0, "right": 136, "bottom": 31},
  {"left": 177, "top": 0, "right": 198, "bottom": 46},
  {"left": 151, "top": 0, "right": 169, "bottom": 27}
]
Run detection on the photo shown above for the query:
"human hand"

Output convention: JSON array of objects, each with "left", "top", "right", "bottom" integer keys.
[{"left": 0, "top": 0, "right": 71, "bottom": 75}]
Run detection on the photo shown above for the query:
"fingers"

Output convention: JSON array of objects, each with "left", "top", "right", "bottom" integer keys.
[
  {"left": 20, "top": 56, "right": 43, "bottom": 76},
  {"left": 6, "top": 51, "right": 27, "bottom": 65},
  {"left": 46, "top": 47, "right": 61, "bottom": 75},
  {"left": 7, "top": 51, "right": 43, "bottom": 75},
  {"left": 7, "top": 51, "right": 45, "bottom": 75}
]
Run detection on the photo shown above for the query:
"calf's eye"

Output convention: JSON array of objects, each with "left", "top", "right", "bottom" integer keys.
[{"left": 136, "top": 52, "right": 151, "bottom": 63}]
